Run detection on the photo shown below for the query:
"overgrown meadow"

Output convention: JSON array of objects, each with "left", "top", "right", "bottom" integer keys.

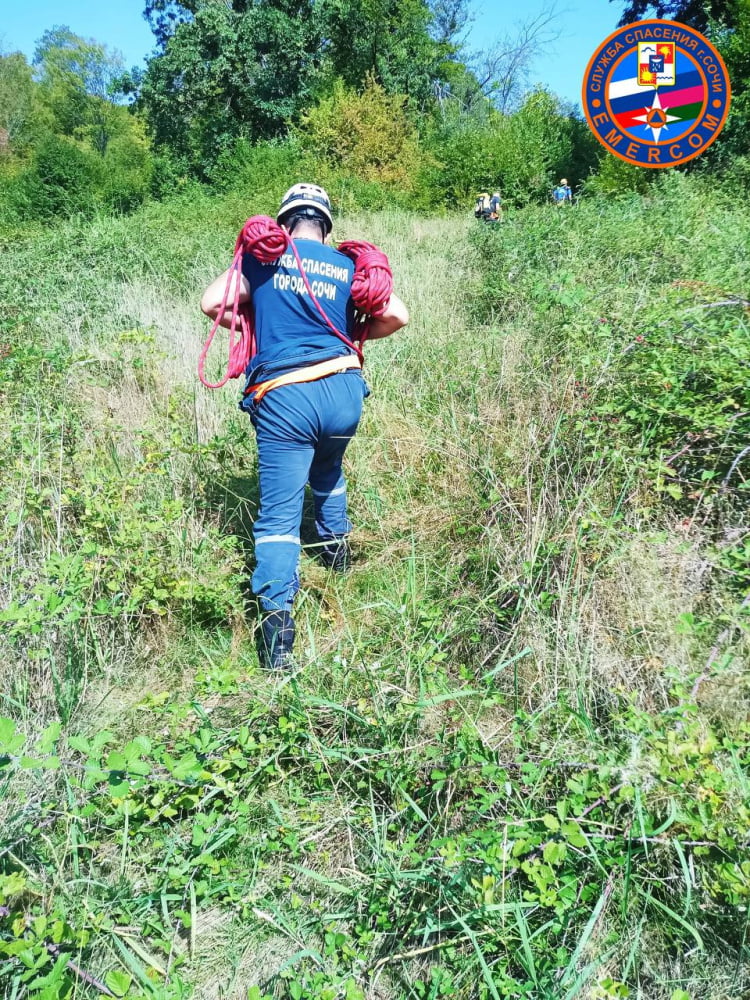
[{"left": 1, "top": 172, "right": 749, "bottom": 1000}]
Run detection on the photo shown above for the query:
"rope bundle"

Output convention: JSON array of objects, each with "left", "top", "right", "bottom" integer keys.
[{"left": 198, "top": 216, "right": 393, "bottom": 390}]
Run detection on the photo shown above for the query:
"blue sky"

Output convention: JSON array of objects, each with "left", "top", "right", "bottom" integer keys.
[
  {"left": 466, "top": 1, "right": 627, "bottom": 108},
  {"left": 1, "top": 0, "right": 627, "bottom": 110},
  {"left": 0, "top": 0, "right": 156, "bottom": 69}
]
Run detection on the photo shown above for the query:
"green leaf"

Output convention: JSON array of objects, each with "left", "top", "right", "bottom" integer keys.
[
  {"left": 19, "top": 756, "right": 60, "bottom": 771},
  {"left": 166, "top": 752, "right": 203, "bottom": 780},
  {"left": 543, "top": 841, "right": 568, "bottom": 864},
  {"left": 123, "top": 737, "right": 151, "bottom": 761},
  {"left": 104, "top": 970, "right": 133, "bottom": 996},
  {"left": 562, "top": 821, "right": 587, "bottom": 848},
  {"left": 0, "top": 872, "right": 27, "bottom": 900},
  {"left": 106, "top": 751, "right": 127, "bottom": 771},
  {"left": 111, "top": 931, "right": 168, "bottom": 978},
  {"left": 542, "top": 813, "right": 560, "bottom": 832},
  {"left": 0, "top": 717, "right": 25, "bottom": 754},
  {"left": 126, "top": 760, "right": 151, "bottom": 777},
  {"left": 37, "top": 723, "right": 61, "bottom": 754}
]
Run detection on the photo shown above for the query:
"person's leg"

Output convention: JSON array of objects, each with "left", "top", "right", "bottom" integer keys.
[
  {"left": 308, "top": 372, "right": 366, "bottom": 569},
  {"left": 250, "top": 385, "right": 317, "bottom": 667}
]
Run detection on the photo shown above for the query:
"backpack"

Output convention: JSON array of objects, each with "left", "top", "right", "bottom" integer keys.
[{"left": 474, "top": 192, "right": 491, "bottom": 217}]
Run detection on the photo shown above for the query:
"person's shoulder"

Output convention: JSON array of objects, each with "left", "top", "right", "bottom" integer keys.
[{"left": 325, "top": 243, "right": 356, "bottom": 271}]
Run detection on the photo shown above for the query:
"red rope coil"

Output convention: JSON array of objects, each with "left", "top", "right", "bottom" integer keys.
[
  {"left": 338, "top": 240, "right": 394, "bottom": 341},
  {"left": 198, "top": 216, "right": 393, "bottom": 390}
]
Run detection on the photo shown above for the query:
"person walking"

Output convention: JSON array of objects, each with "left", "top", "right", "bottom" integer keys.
[
  {"left": 489, "top": 191, "right": 502, "bottom": 221},
  {"left": 552, "top": 178, "right": 573, "bottom": 205},
  {"left": 200, "top": 183, "right": 409, "bottom": 670}
]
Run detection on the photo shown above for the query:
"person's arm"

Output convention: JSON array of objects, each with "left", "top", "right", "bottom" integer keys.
[
  {"left": 366, "top": 292, "right": 409, "bottom": 340},
  {"left": 200, "top": 266, "right": 251, "bottom": 329}
]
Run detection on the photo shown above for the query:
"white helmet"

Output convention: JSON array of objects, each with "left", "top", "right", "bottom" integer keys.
[{"left": 277, "top": 182, "right": 333, "bottom": 233}]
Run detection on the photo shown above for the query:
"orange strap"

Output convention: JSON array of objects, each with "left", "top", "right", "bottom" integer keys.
[{"left": 246, "top": 355, "right": 362, "bottom": 404}]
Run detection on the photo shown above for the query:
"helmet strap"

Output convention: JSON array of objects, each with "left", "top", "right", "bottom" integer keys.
[{"left": 283, "top": 208, "right": 328, "bottom": 240}]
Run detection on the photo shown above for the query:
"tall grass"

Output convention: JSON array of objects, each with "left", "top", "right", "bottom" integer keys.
[{"left": 0, "top": 177, "right": 748, "bottom": 1000}]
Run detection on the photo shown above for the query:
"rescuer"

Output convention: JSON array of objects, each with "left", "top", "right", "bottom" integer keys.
[
  {"left": 552, "top": 178, "right": 573, "bottom": 205},
  {"left": 200, "top": 183, "right": 409, "bottom": 670}
]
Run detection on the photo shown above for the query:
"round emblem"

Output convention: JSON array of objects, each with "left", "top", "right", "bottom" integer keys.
[{"left": 582, "top": 19, "right": 731, "bottom": 168}]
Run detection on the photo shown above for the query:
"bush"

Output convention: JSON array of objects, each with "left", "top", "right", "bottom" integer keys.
[
  {"left": 98, "top": 115, "right": 154, "bottom": 213},
  {"left": 583, "top": 151, "right": 656, "bottom": 198},
  {"left": 0, "top": 122, "right": 157, "bottom": 225},
  {"left": 149, "top": 149, "right": 191, "bottom": 200},
  {"left": 8, "top": 134, "right": 102, "bottom": 220},
  {"left": 470, "top": 171, "right": 750, "bottom": 512},
  {"left": 295, "top": 75, "right": 422, "bottom": 190},
  {"left": 207, "top": 136, "right": 305, "bottom": 198},
  {"left": 420, "top": 89, "right": 599, "bottom": 208}
]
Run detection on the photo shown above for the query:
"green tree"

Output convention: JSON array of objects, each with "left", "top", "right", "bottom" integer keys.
[
  {"left": 7, "top": 134, "right": 102, "bottom": 220},
  {"left": 0, "top": 52, "right": 40, "bottom": 154},
  {"left": 700, "top": 3, "right": 750, "bottom": 175},
  {"left": 138, "top": 0, "right": 321, "bottom": 165},
  {"left": 421, "top": 88, "right": 599, "bottom": 207},
  {"left": 612, "top": 0, "right": 741, "bottom": 33},
  {"left": 137, "top": 0, "right": 451, "bottom": 169},
  {"left": 316, "top": 0, "right": 445, "bottom": 106},
  {"left": 33, "top": 26, "right": 126, "bottom": 154}
]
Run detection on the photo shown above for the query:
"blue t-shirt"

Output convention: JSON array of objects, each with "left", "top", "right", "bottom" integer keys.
[{"left": 241, "top": 238, "right": 357, "bottom": 385}]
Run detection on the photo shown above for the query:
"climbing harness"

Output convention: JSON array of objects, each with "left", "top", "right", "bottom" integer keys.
[
  {"left": 198, "top": 215, "right": 393, "bottom": 390},
  {"left": 246, "top": 355, "right": 363, "bottom": 404}
]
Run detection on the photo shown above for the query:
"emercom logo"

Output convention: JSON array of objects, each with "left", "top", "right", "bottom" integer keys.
[{"left": 582, "top": 19, "right": 731, "bottom": 168}]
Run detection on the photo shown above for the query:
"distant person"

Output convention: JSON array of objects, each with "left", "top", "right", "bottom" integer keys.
[
  {"left": 474, "top": 191, "right": 502, "bottom": 223},
  {"left": 200, "top": 183, "right": 409, "bottom": 670},
  {"left": 552, "top": 178, "right": 573, "bottom": 206},
  {"left": 474, "top": 191, "right": 492, "bottom": 221}
]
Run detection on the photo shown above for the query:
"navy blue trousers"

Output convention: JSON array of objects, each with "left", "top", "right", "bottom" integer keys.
[{"left": 244, "top": 370, "right": 367, "bottom": 612}]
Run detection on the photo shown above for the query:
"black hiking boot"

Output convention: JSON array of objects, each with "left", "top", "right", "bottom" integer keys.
[
  {"left": 318, "top": 537, "right": 351, "bottom": 573},
  {"left": 258, "top": 610, "right": 297, "bottom": 671}
]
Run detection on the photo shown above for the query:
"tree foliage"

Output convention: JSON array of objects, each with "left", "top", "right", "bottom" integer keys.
[
  {"left": 317, "top": 0, "right": 445, "bottom": 105},
  {"left": 295, "top": 74, "right": 422, "bottom": 187},
  {"left": 421, "top": 89, "right": 598, "bottom": 206},
  {"left": 136, "top": 0, "right": 452, "bottom": 169},
  {"left": 700, "top": 3, "right": 750, "bottom": 175},
  {"left": 428, "top": 0, "right": 471, "bottom": 46},
  {"left": 0, "top": 28, "right": 154, "bottom": 223},
  {"left": 138, "top": 0, "right": 320, "bottom": 166},
  {"left": 0, "top": 53, "right": 39, "bottom": 153},
  {"left": 33, "top": 26, "right": 126, "bottom": 154},
  {"left": 613, "top": 0, "right": 741, "bottom": 33}
]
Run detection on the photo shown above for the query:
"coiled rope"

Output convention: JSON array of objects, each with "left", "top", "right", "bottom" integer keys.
[{"left": 198, "top": 215, "right": 393, "bottom": 389}]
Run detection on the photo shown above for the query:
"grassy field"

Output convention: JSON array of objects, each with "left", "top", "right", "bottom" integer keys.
[{"left": 1, "top": 175, "right": 749, "bottom": 1000}]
